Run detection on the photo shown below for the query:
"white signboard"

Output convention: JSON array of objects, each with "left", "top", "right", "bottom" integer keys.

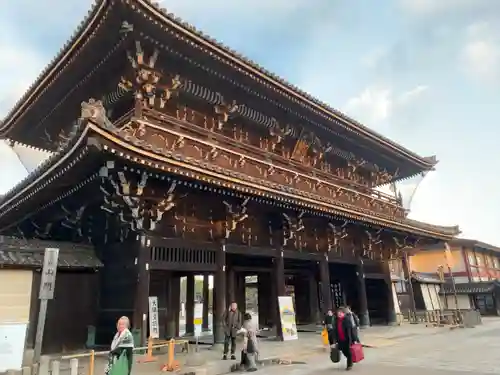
[
  {"left": 194, "top": 303, "right": 203, "bottom": 337},
  {"left": 0, "top": 323, "right": 27, "bottom": 372},
  {"left": 148, "top": 296, "right": 159, "bottom": 339},
  {"left": 278, "top": 296, "right": 298, "bottom": 341},
  {"left": 39, "top": 248, "right": 59, "bottom": 300}
]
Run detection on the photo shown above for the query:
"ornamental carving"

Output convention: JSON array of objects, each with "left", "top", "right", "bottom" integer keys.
[
  {"left": 99, "top": 163, "right": 184, "bottom": 232},
  {"left": 327, "top": 221, "right": 348, "bottom": 256},
  {"left": 214, "top": 100, "right": 239, "bottom": 130},
  {"left": 124, "top": 41, "right": 182, "bottom": 111},
  {"left": 80, "top": 99, "right": 113, "bottom": 129},
  {"left": 361, "top": 229, "right": 383, "bottom": 257},
  {"left": 281, "top": 211, "right": 305, "bottom": 247},
  {"left": 108, "top": 116, "right": 406, "bottom": 223},
  {"left": 221, "top": 197, "right": 250, "bottom": 239}
]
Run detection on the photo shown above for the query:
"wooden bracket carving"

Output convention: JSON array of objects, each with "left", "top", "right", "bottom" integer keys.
[
  {"left": 32, "top": 222, "right": 53, "bottom": 240},
  {"left": 99, "top": 165, "right": 154, "bottom": 231},
  {"left": 126, "top": 41, "right": 181, "bottom": 110},
  {"left": 308, "top": 136, "right": 326, "bottom": 166},
  {"left": 362, "top": 229, "right": 383, "bottom": 257},
  {"left": 222, "top": 197, "right": 250, "bottom": 239},
  {"left": 148, "top": 181, "right": 186, "bottom": 230},
  {"left": 327, "top": 221, "right": 348, "bottom": 253},
  {"left": 268, "top": 122, "right": 292, "bottom": 151},
  {"left": 391, "top": 236, "right": 412, "bottom": 259},
  {"left": 60, "top": 205, "right": 87, "bottom": 238},
  {"left": 214, "top": 100, "right": 239, "bottom": 130},
  {"left": 281, "top": 211, "right": 305, "bottom": 247}
]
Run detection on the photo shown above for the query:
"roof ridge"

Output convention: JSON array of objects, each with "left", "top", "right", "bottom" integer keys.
[
  {"left": 1, "top": 0, "right": 435, "bottom": 168},
  {"left": 139, "top": 0, "right": 436, "bottom": 166}
]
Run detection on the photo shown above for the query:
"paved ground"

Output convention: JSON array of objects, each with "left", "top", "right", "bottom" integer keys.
[
  {"left": 252, "top": 318, "right": 500, "bottom": 375},
  {"left": 49, "top": 318, "right": 500, "bottom": 375}
]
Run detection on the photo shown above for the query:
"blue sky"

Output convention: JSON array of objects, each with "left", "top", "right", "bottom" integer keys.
[{"left": 0, "top": 0, "right": 499, "bottom": 245}]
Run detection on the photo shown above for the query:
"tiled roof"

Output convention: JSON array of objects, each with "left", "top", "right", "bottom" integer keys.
[
  {"left": 0, "top": 0, "right": 436, "bottom": 171},
  {"left": 440, "top": 281, "right": 500, "bottom": 295},
  {"left": 411, "top": 271, "right": 443, "bottom": 284},
  {"left": 0, "top": 237, "right": 102, "bottom": 269}
]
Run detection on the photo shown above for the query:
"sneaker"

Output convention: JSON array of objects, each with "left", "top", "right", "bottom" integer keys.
[
  {"left": 346, "top": 365, "right": 353, "bottom": 371},
  {"left": 222, "top": 354, "right": 228, "bottom": 360},
  {"left": 231, "top": 354, "right": 237, "bottom": 360}
]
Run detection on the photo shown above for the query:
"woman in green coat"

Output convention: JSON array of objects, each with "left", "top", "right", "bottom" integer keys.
[{"left": 105, "top": 316, "right": 134, "bottom": 375}]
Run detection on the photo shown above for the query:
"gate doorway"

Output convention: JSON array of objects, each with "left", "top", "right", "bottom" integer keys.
[{"left": 365, "top": 278, "right": 390, "bottom": 324}]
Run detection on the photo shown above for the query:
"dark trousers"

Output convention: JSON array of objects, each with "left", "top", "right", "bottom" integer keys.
[
  {"left": 338, "top": 340, "right": 353, "bottom": 367},
  {"left": 327, "top": 330, "right": 335, "bottom": 345},
  {"left": 224, "top": 334, "right": 237, "bottom": 355}
]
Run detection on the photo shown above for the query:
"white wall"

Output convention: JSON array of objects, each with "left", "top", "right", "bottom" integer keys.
[{"left": 0, "top": 270, "right": 33, "bottom": 323}]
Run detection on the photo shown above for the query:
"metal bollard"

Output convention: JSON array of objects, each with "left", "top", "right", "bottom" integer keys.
[
  {"left": 70, "top": 359, "right": 79, "bottom": 375},
  {"left": 51, "top": 361, "right": 60, "bottom": 375}
]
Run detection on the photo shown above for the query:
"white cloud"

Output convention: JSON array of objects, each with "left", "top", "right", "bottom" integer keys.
[
  {"left": 461, "top": 22, "right": 500, "bottom": 83},
  {"left": 397, "top": 85, "right": 429, "bottom": 105},
  {"left": 344, "top": 85, "right": 429, "bottom": 128},
  {"left": 345, "top": 87, "right": 393, "bottom": 125},
  {"left": 398, "top": 0, "right": 493, "bottom": 16}
]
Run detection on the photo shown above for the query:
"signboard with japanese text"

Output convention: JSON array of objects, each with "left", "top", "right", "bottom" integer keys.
[
  {"left": 148, "top": 296, "right": 159, "bottom": 339},
  {"left": 278, "top": 296, "right": 298, "bottom": 341},
  {"left": 39, "top": 248, "right": 59, "bottom": 300},
  {"left": 194, "top": 303, "right": 203, "bottom": 337}
]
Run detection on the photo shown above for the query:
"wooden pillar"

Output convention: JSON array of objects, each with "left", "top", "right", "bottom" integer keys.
[
  {"left": 383, "top": 261, "right": 398, "bottom": 325},
  {"left": 166, "top": 273, "right": 178, "bottom": 338},
  {"left": 172, "top": 277, "right": 181, "bottom": 336},
  {"left": 227, "top": 268, "right": 236, "bottom": 304},
  {"left": 356, "top": 260, "right": 370, "bottom": 327},
  {"left": 133, "top": 233, "right": 150, "bottom": 346},
  {"left": 319, "top": 254, "right": 332, "bottom": 315},
  {"left": 236, "top": 273, "right": 246, "bottom": 312},
  {"left": 185, "top": 274, "right": 195, "bottom": 335},
  {"left": 258, "top": 273, "right": 270, "bottom": 327},
  {"left": 273, "top": 246, "right": 285, "bottom": 341},
  {"left": 402, "top": 252, "right": 417, "bottom": 319},
  {"left": 202, "top": 274, "right": 210, "bottom": 331},
  {"left": 213, "top": 242, "right": 227, "bottom": 345},
  {"left": 308, "top": 271, "right": 320, "bottom": 324}
]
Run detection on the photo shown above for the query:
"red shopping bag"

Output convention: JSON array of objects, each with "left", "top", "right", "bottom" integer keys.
[{"left": 350, "top": 343, "right": 364, "bottom": 363}]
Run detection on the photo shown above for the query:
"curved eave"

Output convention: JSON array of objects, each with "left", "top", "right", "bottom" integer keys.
[
  {"left": 1, "top": 0, "right": 433, "bottom": 170},
  {"left": 91, "top": 123, "right": 457, "bottom": 240},
  {"left": 0, "top": 0, "right": 109, "bottom": 136},
  {"left": 0, "top": 126, "right": 97, "bottom": 226},
  {"left": 134, "top": 0, "right": 435, "bottom": 169},
  {"left": 0, "top": 118, "right": 458, "bottom": 241}
]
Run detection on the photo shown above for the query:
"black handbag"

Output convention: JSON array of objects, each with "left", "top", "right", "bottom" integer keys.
[{"left": 330, "top": 347, "right": 340, "bottom": 363}]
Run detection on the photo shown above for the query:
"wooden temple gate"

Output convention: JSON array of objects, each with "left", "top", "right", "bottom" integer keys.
[{"left": 0, "top": 0, "right": 460, "bottom": 351}]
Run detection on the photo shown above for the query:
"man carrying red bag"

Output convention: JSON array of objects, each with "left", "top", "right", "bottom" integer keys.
[{"left": 329, "top": 307, "right": 363, "bottom": 371}]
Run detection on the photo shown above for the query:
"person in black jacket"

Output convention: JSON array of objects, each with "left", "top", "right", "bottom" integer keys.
[
  {"left": 330, "top": 307, "right": 355, "bottom": 371},
  {"left": 345, "top": 306, "right": 360, "bottom": 342}
]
